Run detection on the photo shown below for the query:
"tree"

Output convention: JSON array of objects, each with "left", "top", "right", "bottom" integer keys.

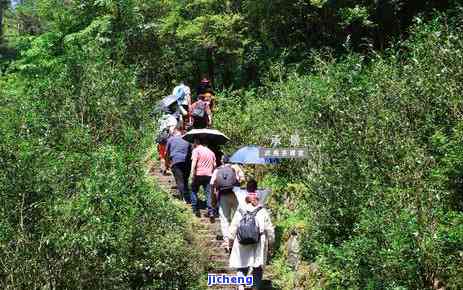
[{"left": 0, "top": 0, "right": 9, "bottom": 43}]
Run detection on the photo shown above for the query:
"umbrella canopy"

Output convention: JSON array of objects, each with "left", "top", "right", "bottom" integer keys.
[
  {"left": 233, "top": 187, "right": 271, "bottom": 207},
  {"left": 182, "top": 128, "right": 230, "bottom": 145},
  {"left": 161, "top": 94, "right": 179, "bottom": 107},
  {"left": 230, "top": 145, "right": 279, "bottom": 165},
  {"left": 154, "top": 94, "right": 179, "bottom": 114}
]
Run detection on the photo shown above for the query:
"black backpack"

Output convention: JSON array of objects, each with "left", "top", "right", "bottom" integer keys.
[
  {"left": 237, "top": 207, "right": 262, "bottom": 245},
  {"left": 192, "top": 101, "right": 206, "bottom": 118},
  {"left": 216, "top": 165, "right": 238, "bottom": 191}
]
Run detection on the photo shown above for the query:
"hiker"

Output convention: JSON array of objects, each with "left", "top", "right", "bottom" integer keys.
[
  {"left": 166, "top": 128, "right": 192, "bottom": 203},
  {"left": 190, "top": 137, "right": 216, "bottom": 219},
  {"left": 210, "top": 155, "right": 244, "bottom": 251},
  {"left": 230, "top": 163, "right": 245, "bottom": 186},
  {"left": 229, "top": 179, "right": 275, "bottom": 290},
  {"left": 196, "top": 77, "right": 212, "bottom": 96},
  {"left": 172, "top": 82, "right": 191, "bottom": 130},
  {"left": 156, "top": 104, "right": 179, "bottom": 175},
  {"left": 203, "top": 89, "right": 216, "bottom": 112},
  {"left": 209, "top": 144, "right": 224, "bottom": 167},
  {"left": 189, "top": 93, "right": 212, "bottom": 129}
]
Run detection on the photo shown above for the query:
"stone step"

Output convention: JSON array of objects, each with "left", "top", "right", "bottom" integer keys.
[
  {"left": 209, "top": 286, "right": 237, "bottom": 290},
  {"left": 207, "top": 262, "right": 233, "bottom": 273},
  {"left": 200, "top": 235, "right": 218, "bottom": 241},
  {"left": 202, "top": 224, "right": 220, "bottom": 231},
  {"left": 205, "top": 240, "right": 224, "bottom": 248},
  {"left": 209, "top": 254, "right": 230, "bottom": 262}
]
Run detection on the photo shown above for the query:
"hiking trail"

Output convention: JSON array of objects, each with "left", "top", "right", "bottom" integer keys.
[{"left": 148, "top": 157, "right": 277, "bottom": 290}]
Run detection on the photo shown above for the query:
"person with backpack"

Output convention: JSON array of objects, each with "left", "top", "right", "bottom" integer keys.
[
  {"left": 189, "top": 93, "right": 212, "bottom": 129},
  {"left": 210, "top": 155, "right": 245, "bottom": 251},
  {"left": 172, "top": 82, "right": 191, "bottom": 130},
  {"left": 190, "top": 137, "right": 216, "bottom": 219},
  {"left": 156, "top": 106, "right": 179, "bottom": 175},
  {"left": 228, "top": 179, "right": 275, "bottom": 290},
  {"left": 166, "top": 128, "right": 192, "bottom": 203},
  {"left": 202, "top": 89, "right": 216, "bottom": 112}
]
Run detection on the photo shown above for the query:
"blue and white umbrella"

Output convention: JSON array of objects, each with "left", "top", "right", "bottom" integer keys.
[{"left": 229, "top": 145, "right": 279, "bottom": 165}]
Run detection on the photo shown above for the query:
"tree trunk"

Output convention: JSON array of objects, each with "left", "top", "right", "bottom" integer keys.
[
  {"left": 222, "top": 57, "right": 232, "bottom": 88},
  {"left": 0, "top": 0, "right": 6, "bottom": 43},
  {"left": 207, "top": 46, "right": 215, "bottom": 85}
]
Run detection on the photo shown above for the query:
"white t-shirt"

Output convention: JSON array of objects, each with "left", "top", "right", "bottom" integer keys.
[{"left": 158, "top": 113, "right": 178, "bottom": 133}]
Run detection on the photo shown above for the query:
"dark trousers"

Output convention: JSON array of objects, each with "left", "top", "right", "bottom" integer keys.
[
  {"left": 190, "top": 175, "right": 213, "bottom": 215},
  {"left": 171, "top": 162, "right": 190, "bottom": 203},
  {"left": 192, "top": 117, "right": 208, "bottom": 129},
  {"left": 237, "top": 266, "right": 263, "bottom": 289}
]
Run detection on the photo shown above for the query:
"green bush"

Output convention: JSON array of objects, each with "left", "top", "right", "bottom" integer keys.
[
  {"left": 214, "top": 13, "right": 463, "bottom": 289},
  {"left": 0, "top": 23, "right": 203, "bottom": 288}
]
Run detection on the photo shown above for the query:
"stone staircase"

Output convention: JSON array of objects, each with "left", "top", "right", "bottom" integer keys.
[
  {"left": 148, "top": 163, "right": 236, "bottom": 290},
  {"left": 148, "top": 161, "right": 276, "bottom": 290}
]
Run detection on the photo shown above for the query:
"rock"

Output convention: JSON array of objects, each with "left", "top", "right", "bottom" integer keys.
[
  {"left": 286, "top": 230, "right": 300, "bottom": 270},
  {"left": 308, "top": 262, "right": 319, "bottom": 274}
]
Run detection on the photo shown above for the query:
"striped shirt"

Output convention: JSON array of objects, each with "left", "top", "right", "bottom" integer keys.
[{"left": 192, "top": 145, "right": 216, "bottom": 176}]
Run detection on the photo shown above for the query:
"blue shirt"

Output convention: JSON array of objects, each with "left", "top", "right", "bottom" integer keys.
[{"left": 166, "top": 135, "right": 191, "bottom": 165}]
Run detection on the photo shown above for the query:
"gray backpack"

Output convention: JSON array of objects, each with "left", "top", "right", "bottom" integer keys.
[
  {"left": 192, "top": 100, "right": 206, "bottom": 118},
  {"left": 237, "top": 207, "right": 262, "bottom": 245},
  {"left": 216, "top": 165, "right": 238, "bottom": 191}
]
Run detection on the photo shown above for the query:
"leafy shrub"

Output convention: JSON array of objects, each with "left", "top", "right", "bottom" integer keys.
[
  {"left": 0, "top": 16, "right": 203, "bottom": 288},
  {"left": 214, "top": 13, "right": 463, "bottom": 289}
]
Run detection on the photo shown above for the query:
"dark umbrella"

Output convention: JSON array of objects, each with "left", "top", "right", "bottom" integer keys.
[
  {"left": 153, "top": 95, "right": 179, "bottom": 114},
  {"left": 182, "top": 128, "right": 230, "bottom": 145}
]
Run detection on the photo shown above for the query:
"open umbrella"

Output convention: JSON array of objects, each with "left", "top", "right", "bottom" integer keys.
[
  {"left": 230, "top": 145, "right": 279, "bottom": 165},
  {"left": 153, "top": 94, "right": 179, "bottom": 114},
  {"left": 233, "top": 187, "right": 271, "bottom": 207},
  {"left": 182, "top": 128, "right": 230, "bottom": 145},
  {"left": 159, "top": 94, "right": 179, "bottom": 112},
  {"left": 153, "top": 95, "right": 177, "bottom": 114}
]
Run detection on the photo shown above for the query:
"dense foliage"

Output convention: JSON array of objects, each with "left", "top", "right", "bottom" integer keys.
[
  {"left": 214, "top": 12, "right": 463, "bottom": 290},
  {"left": 1, "top": 0, "right": 463, "bottom": 289},
  {"left": 0, "top": 1, "right": 203, "bottom": 289},
  {"left": 1, "top": 0, "right": 455, "bottom": 85}
]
